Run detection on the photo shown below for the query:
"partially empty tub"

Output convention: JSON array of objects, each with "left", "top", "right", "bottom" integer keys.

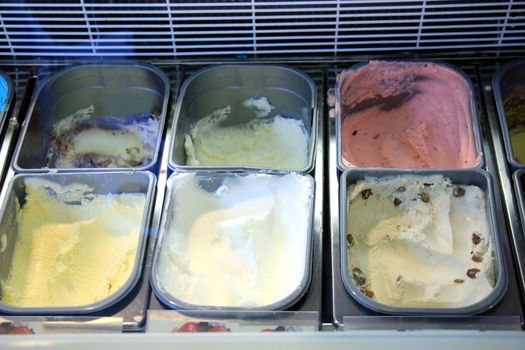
[
  {"left": 169, "top": 64, "right": 318, "bottom": 173},
  {"left": 13, "top": 64, "right": 170, "bottom": 172}
]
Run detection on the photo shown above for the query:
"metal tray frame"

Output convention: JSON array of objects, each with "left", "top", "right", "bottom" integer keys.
[
  {"left": 148, "top": 65, "right": 326, "bottom": 325},
  {"left": 12, "top": 63, "right": 170, "bottom": 173},
  {"left": 339, "top": 168, "right": 507, "bottom": 315},
  {"left": 0, "top": 61, "right": 523, "bottom": 332},
  {"left": 330, "top": 63, "right": 525, "bottom": 329}
]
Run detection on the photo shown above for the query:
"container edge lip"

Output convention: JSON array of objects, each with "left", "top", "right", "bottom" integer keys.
[
  {"left": 12, "top": 62, "right": 171, "bottom": 172},
  {"left": 492, "top": 59, "right": 525, "bottom": 169},
  {"left": 150, "top": 171, "right": 315, "bottom": 313},
  {"left": 168, "top": 63, "right": 318, "bottom": 173},
  {"left": 338, "top": 168, "right": 508, "bottom": 315},
  {"left": 0, "top": 171, "right": 156, "bottom": 315},
  {"left": 335, "top": 59, "right": 484, "bottom": 171},
  {"left": 512, "top": 169, "right": 525, "bottom": 239}
]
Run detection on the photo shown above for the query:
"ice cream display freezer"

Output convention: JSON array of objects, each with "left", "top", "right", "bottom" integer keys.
[{"left": 0, "top": 1, "right": 525, "bottom": 349}]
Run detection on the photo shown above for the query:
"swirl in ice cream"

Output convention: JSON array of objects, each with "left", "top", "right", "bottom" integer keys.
[
  {"left": 46, "top": 104, "right": 160, "bottom": 168},
  {"left": 338, "top": 61, "right": 481, "bottom": 168}
]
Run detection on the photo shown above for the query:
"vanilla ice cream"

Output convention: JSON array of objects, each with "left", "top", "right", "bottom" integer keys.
[
  {"left": 46, "top": 104, "right": 160, "bottom": 168},
  {"left": 346, "top": 174, "right": 495, "bottom": 308},
  {"left": 154, "top": 173, "right": 313, "bottom": 308},
  {"left": 184, "top": 103, "right": 309, "bottom": 169},
  {"left": 0, "top": 178, "right": 146, "bottom": 308}
]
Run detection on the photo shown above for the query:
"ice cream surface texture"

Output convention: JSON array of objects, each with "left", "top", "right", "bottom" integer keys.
[
  {"left": 503, "top": 85, "right": 525, "bottom": 164},
  {"left": 155, "top": 173, "right": 313, "bottom": 308},
  {"left": 47, "top": 104, "right": 160, "bottom": 168},
  {"left": 1, "top": 178, "right": 146, "bottom": 308},
  {"left": 339, "top": 61, "right": 481, "bottom": 168},
  {"left": 184, "top": 102, "right": 309, "bottom": 169},
  {"left": 346, "top": 175, "right": 495, "bottom": 308}
]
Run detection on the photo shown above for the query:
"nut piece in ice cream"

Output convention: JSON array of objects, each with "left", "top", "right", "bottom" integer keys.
[
  {"left": 346, "top": 174, "right": 495, "bottom": 308},
  {"left": 467, "top": 268, "right": 481, "bottom": 279}
]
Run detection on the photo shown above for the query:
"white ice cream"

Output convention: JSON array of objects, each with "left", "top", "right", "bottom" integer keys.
[
  {"left": 155, "top": 173, "right": 314, "bottom": 308},
  {"left": 242, "top": 96, "right": 274, "bottom": 118},
  {"left": 184, "top": 103, "right": 309, "bottom": 170},
  {"left": 346, "top": 175, "right": 495, "bottom": 308}
]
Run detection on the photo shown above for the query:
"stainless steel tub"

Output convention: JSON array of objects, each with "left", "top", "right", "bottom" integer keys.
[
  {"left": 339, "top": 168, "right": 507, "bottom": 315},
  {"left": 168, "top": 64, "right": 318, "bottom": 173},
  {"left": 0, "top": 171, "right": 155, "bottom": 315},
  {"left": 13, "top": 64, "right": 170, "bottom": 172}
]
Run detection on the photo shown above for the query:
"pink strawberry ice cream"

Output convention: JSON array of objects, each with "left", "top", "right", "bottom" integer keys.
[{"left": 338, "top": 61, "right": 482, "bottom": 168}]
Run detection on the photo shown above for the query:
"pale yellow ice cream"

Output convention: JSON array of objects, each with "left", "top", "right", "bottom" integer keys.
[
  {"left": 184, "top": 105, "right": 308, "bottom": 169},
  {"left": 346, "top": 175, "right": 495, "bottom": 308},
  {"left": 1, "top": 178, "right": 146, "bottom": 308}
]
